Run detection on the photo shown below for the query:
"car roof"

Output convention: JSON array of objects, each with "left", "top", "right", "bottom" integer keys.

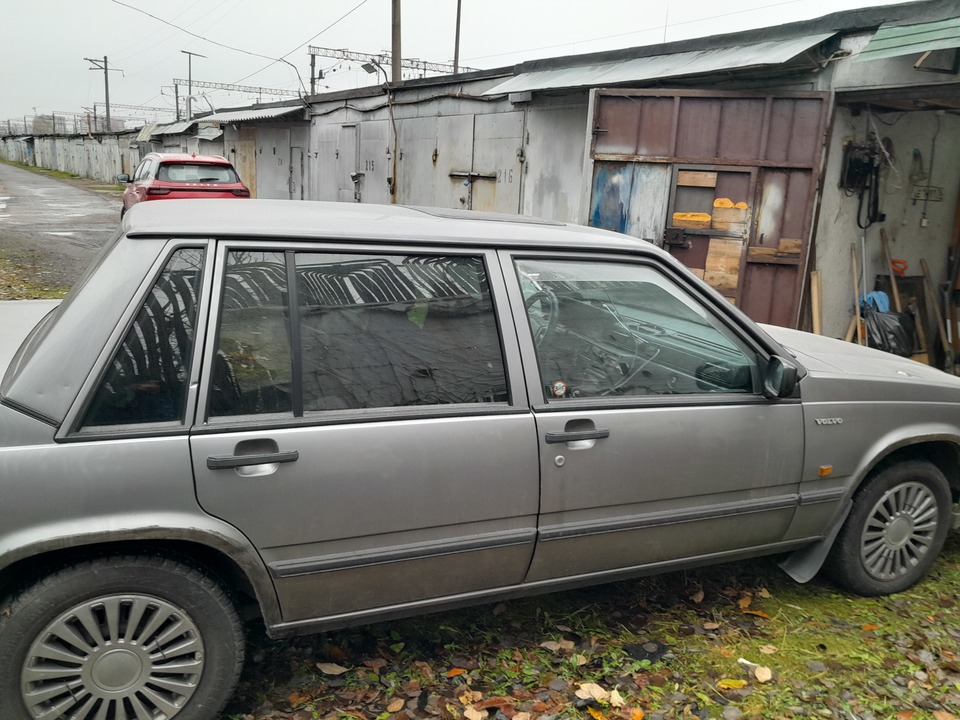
[
  {"left": 146, "top": 152, "right": 230, "bottom": 164},
  {"left": 122, "top": 199, "right": 656, "bottom": 254}
]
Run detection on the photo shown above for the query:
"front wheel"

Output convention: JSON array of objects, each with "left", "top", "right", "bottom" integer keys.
[
  {"left": 824, "top": 460, "right": 952, "bottom": 596},
  {"left": 0, "top": 556, "right": 244, "bottom": 720}
]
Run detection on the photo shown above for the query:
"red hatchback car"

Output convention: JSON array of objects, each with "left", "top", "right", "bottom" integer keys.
[{"left": 118, "top": 152, "right": 250, "bottom": 217}]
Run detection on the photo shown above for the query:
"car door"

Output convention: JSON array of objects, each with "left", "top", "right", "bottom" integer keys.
[
  {"left": 190, "top": 242, "right": 538, "bottom": 623},
  {"left": 500, "top": 251, "right": 804, "bottom": 582}
]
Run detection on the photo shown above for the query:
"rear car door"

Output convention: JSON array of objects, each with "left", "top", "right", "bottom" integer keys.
[
  {"left": 500, "top": 251, "right": 804, "bottom": 582},
  {"left": 190, "top": 242, "right": 538, "bottom": 623}
]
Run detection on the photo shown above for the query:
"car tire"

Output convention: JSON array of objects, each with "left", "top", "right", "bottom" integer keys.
[
  {"left": 0, "top": 555, "right": 244, "bottom": 720},
  {"left": 824, "top": 459, "right": 951, "bottom": 596}
]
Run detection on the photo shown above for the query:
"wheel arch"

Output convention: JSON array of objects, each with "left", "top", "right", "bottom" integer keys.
[
  {"left": 0, "top": 528, "right": 281, "bottom": 628},
  {"left": 781, "top": 434, "right": 960, "bottom": 585}
]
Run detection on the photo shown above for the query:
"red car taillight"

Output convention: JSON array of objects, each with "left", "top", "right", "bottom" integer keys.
[
  {"left": 231, "top": 188, "right": 251, "bottom": 197},
  {"left": 147, "top": 187, "right": 172, "bottom": 196}
]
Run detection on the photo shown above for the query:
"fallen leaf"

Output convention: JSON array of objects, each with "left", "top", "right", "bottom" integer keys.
[
  {"left": 717, "top": 679, "right": 747, "bottom": 690},
  {"left": 317, "top": 662, "right": 350, "bottom": 675},
  {"left": 464, "top": 707, "right": 487, "bottom": 720},
  {"left": 576, "top": 683, "right": 611, "bottom": 702},
  {"left": 572, "top": 653, "right": 589, "bottom": 666},
  {"left": 475, "top": 697, "right": 515, "bottom": 710},
  {"left": 513, "top": 714, "right": 531, "bottom": 720},
  {"left": 609, "top": 689, "right": 626, "bottom": 707},
  {"left": 387, "top": 699, "right": 406, "bottom": 713},
  {"left": 587, "top": 708, "right": 609, "bottom": 720},
  {"left": 738, "top": 595, "right": 753, "bottom": 610},
  {"left": 492, "top": 603, "right": 507, "bottom": 616},
  {"left": 758, "top": 645, "right": 778, "bottom": 655},
  {"left": 896, "top": 712, "right": 915, "bottom": 720},
  {"left": 541, "top": 641, "right": 563, "bottom": 652},
  {"left": 630, "top": 710, "right": 645, "bottom": 720},
  {"left": 289, "top": 690, "right": 311, "bottom": 706},
  {"left": 459, "top": 690, "right": 483, "bottom": 705},
  {"left": 556, "top": 624, "right": 573, "bottom": 632},
  {"left": 364, "top": 658, "right": 387, "bottom": 672},
  {"left": 446, "top": 668, "right": 467, "bottom": 678},
  {"left": 862, "top": 623, "right": 879, "bottom": 632},
  {"left": 933, "top": 713, "right": 958, "bottom": 720},
  {"left": 754, "top": 666, "right": 773, "bottom": 683},
  {"left": 742, "top": 610, "right": 771, "bottom": 619},
  {"left": 690, "top": 590, "right": 705, "bottom": 603},
  {"left": 757, "top": 588, "right": 772, "bottom": 598},
  {"left": 712, "top": 647, "right": 736, "bottom": 658},
  {"left": 703, "top": 622, "right": 721, "bottom": 630}
]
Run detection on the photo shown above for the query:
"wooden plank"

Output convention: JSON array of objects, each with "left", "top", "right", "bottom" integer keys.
[
  {"left": 712, "top": 207, "right": 748, "bottom": 223},
  {"left": 711, "top": 220, "right": 748, "bottom": 234},
  {"left": 747, "top": 247, "right": 778, "bottom": 257},
  {"left": 777, "top": 238, "right": 803, "bottom": 255},
  {"left": 677, "top": 170, "right": 717, "bottom": 187},
  {"left": 703, "top": 238, "right": 742, "bottom": 292},
  {"left": 810, "top": 270, "right": 822, "bottom": 335}
]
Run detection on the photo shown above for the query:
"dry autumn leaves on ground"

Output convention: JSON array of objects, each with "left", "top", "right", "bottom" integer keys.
[{"left": 221, "top": 536, "right": 960, "bottom": 720}]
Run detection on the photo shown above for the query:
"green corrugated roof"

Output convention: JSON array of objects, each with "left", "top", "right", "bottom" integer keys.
[{"left": 856, "top": 16, "right": 960, "bottom": 62}]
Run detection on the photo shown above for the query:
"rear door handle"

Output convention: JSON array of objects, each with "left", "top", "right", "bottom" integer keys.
[
  {"left": 207, "top": 450, "right": 299, "bottom": 470},
  {"left": 544, "top": 429, "right": 610, "bottom": 444}
]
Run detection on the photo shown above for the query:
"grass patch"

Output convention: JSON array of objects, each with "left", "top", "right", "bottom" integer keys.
[
  {"left": 0, "top": 250, "right": 70, "bottom": 300},
  {"left": 222, "top": 534, "right": 960, "bottom": 719},
  {"left": 0, "top": 158, "right": 78, "bottom": 180}
]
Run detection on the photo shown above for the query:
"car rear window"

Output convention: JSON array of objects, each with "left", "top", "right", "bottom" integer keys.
[{"left": 158, "top": 163, "right": 238, "bottom": 183}]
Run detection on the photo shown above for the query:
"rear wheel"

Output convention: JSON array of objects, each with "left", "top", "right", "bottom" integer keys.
[
  {"left": 824, "top": 460, "right": 951, "bottom": 596},
  {"left": 0, "top": 556, "right": 244, "bottom": 720}
]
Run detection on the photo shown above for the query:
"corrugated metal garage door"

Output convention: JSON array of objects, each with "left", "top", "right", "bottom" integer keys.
[{"left": 588, "top": 89, "right": 830, "bottom": 328}]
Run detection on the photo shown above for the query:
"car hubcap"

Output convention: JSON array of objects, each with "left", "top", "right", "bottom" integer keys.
[
  {"left": 860, "top": 481, "right": 939, "bottom": 581},
  {"left": 21, "top": 594, "right": 204, "bottom": 719}
]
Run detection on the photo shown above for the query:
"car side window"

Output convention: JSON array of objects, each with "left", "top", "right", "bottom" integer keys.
[
  {"left": 132, "top": 160, "right": 148, "bottom": 181},
  {"left": 81, "top": 248, "right": 205, "bottom": 427},
  {"left": 515, "top": 258, "right": 757, "bottom": 401},
  {"left": 209, "top": 251, "right": 508, "bottom": 418}
]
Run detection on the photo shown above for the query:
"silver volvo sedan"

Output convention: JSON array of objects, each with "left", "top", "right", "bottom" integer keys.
[{"left": 1, "top": 200, "right": 958, "bottom": 719}]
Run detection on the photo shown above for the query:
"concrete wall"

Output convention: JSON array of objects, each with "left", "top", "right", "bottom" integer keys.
[
  {"left": 1, "top": 133, "right": 141, "bottom": 183},
  {"left": 815, "top": 108, "right": 960, "bottom": 339}
]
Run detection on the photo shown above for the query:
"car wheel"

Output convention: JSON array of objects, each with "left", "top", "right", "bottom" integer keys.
[
  {"left": 824, "top": 459, "right": 951, "bottom": 596},
  {"left": 0, "top": 555, "right": 244, "bottom": 720}
]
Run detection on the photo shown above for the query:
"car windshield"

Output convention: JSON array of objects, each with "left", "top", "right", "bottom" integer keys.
[{"left": 158, "top": 163, "right": 238, "bottom": 183}]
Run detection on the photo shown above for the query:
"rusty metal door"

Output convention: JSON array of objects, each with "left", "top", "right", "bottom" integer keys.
[
  {"left": 448, "top": 112, "right": 524, "bottom": 213},
  {"left": 337, "top": 124, "right": 359, "bottom": 202},
  {"left": 588, "top": 89, "right": 830, "bottom": 328},
  {"left": 232, "top": 126, "right": 257, "bottom": 198}
]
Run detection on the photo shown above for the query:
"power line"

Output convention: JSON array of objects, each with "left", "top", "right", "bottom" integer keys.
[
  {"left": 464, "top": 0, "right": 808, "bottom": 62},
  {"left": 110, "top": 0, "right": 307, "bottom": 94},
  {"left": 232, "top": 0, "right": 373, "bottom": 85}
]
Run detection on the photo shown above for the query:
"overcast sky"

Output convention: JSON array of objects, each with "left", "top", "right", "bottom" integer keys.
[{"left": 1, "top": 0, "right": 916, "bottom": 128}]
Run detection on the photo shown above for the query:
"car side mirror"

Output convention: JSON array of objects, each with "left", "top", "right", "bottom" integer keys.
[
  {"left": 117, "top": 174, "right": 131, "bottom": 183},
  {"left": 763, "top": 355, "right": 798, "bottom": 399}
]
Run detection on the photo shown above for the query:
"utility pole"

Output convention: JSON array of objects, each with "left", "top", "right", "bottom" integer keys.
[
  {"left": 392, "top": 0, "right": 401, "bottom": 84},
  {"left": 310, "top": 53, "right": 316, "bottom": 96},
  {"left": 85, "top": 56, "right": 119, "bottom": 132},
  {"left": 181, "top": 50, "right": 207, "bottom": 121},
  {"left": 174, "top": 85, "right": 180, "bottom": 121},
  {"left": 454, "top": 0, "right": 462, "bottom": 74}
]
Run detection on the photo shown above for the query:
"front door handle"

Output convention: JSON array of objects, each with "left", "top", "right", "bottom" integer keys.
[
  {"left": 207, "top": 450, "right": 299, "bottom": 470},
  {"left": 544, "top": 429, "right": 610, "bottom": 444}
]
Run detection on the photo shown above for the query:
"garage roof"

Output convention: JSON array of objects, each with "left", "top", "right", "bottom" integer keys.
[
  {"left": 197, "top": 106, "right": 305, "bottom": 123},
  {"left": 483, "top": 33, "right": 834, "bottom": 95},
  {"left": 855, "top": 16, "right": 960, "bottom": 62}
]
